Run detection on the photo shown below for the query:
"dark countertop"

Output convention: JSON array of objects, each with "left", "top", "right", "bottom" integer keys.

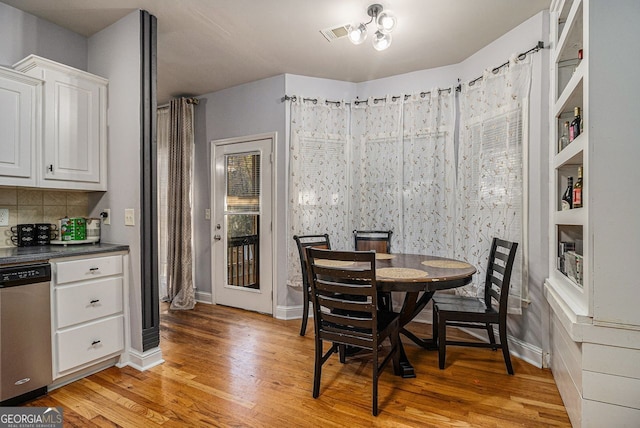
[{"left": 0, "top": 243, "right": 129, "bottom": 266}]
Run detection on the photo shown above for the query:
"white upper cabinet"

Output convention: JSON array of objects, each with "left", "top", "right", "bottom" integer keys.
[
  {"left": 0, "top": 67, "right": 41, "bottom": 187},
  {"left": 13, "top": 55, "right": 108, "bottom": 191}
]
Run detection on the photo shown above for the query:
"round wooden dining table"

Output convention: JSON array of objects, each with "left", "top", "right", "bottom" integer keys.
[{"left": 374, "top": 253, "right": 477, "bottom": 378}]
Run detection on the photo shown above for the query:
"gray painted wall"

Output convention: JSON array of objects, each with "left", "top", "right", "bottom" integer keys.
[
  {"left": 0, "top": 2, "right": 87, "bottom": 70},
  {"left": 87, "top": 11, "right": 143, "bottom": 352},
  {"left": 192, "top": 75, "right": 286, "bottom": 305}
]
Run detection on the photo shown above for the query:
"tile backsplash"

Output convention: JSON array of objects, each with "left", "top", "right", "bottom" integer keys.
[{"left": 0, "top": 188, "right": 89, "bottom": 248}]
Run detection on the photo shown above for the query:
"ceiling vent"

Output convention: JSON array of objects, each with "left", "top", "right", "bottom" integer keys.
[{"left": 320, "top": 24, "right": 350, "bottom": 42}]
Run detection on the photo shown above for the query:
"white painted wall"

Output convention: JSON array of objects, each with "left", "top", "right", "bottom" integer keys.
[
  {"left": 87, "top": 11, "right": 143, "bottom": 352},
  {"left": 0, "top": 2, "right": 87, "bottom": 70}
]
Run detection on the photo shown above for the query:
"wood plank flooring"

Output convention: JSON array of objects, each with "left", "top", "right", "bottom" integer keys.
[{"left": 28, "top": 303, "right": 571, "bottom": 427}]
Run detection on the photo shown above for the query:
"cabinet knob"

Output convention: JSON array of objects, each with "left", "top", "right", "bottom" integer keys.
[{"left": 91, "top": 340, "right": 101, "bottom": 346}]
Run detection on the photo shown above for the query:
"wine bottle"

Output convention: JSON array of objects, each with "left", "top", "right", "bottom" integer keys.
[
  {"left": 561, "top": 177, "right": 573, "bottom": 211},
  {"left": 573, "top": 166, "right": 583, "bottom": 208},
  {"left": 570, "top": 107, "right": 581, "bottom": 141},
  {"left": 558, "top": 121, "right": 570, "bottom": 152}
]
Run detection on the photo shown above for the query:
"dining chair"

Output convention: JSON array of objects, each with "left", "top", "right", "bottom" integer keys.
[
  {"left": 292, "top": 234, "right": 331, "bottom": 336},
  {"left": 306, "top": 248, "right": 401, "bottom": 416},
  {"left": 353, "top": 230, "right": 393, "bottom": 253},
  {"left": 353, "top": 230, "right": 393, "bottom": 311},
  {"left": 431, "top": 238, "right": 518, "bottom": 374}
]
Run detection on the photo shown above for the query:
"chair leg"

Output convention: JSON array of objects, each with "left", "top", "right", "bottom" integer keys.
[
  {"left": 313, "top": 339, "right": 323, "bottom": 398},
  {"left": 432, "top": 304, "right": 439, "bottom": 346},
  {"left": 339, "top": 344, "right": 346, "bottom": 363},
  {"left": 486, "top": 323, "right": 497, "bottom": 350},
  {"left": 300, "top": 287, "right": 309, "bottom": 336},
  {"left": 372, "top": 346, "right": 379, "bottom": 416},
  {"left": 438, "top": 313, "right": 447, "bottom": 370},
  {"left": 499, "top": 322, "right": 514, "bottom": 375}
]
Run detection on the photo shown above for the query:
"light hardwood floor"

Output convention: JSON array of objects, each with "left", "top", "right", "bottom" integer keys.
[{"left": 28, "top": 303, "right": 571, "bottom": 427}]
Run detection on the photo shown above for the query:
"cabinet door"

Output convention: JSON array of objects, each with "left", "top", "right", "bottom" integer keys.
[
  {"left": 0, "top": 70, "right": 39, "bottom": 186},
  {"left": 42, "top": 68, "right": 105, "bottom": 187}
]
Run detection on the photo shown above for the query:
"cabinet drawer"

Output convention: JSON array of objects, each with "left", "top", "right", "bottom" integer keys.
[
  {"left": 55, "top": 277, "right": 123, "bottom": 328},
  {"left": 56, "top": 315, "right": 124, "bottom": 373},
  {"left": 55, "top": 254, "right": 123, "bottom": 284}
]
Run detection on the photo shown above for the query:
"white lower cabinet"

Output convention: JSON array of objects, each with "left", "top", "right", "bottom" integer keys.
[
  {"left": 51, "top": 253, "right": 127, "bottom": 379},
  {"left": 56, "top": 316, "right": 124, "bottom": 373}
]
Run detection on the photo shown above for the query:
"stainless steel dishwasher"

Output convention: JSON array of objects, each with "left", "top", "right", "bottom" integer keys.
[{"left": 0, "top": 262, "right": 52, "bottom": 405}]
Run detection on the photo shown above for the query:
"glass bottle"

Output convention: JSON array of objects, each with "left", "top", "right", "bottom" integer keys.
[
  {"left": 573, "top": 166, "right": 583, "bottom": 208},
  {"left": 561, "top": 176, "right": 573, "bottom": 211},
  {"left": 558, "top": 121, "right": 570, "bottom": 152},
  {"left": 570, "top": 107, "right": 581, "bottom": 141}
]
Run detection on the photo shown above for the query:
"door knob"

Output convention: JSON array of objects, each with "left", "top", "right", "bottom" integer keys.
[{"left": 214, "top": 234, "right": 221, "bottom": 241}]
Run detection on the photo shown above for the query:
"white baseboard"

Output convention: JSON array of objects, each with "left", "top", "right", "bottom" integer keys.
[
  {"left": 127, "top": 347, "right": 165, "bottom": 371},
  {"left": 195, "top": 290, "right": 213, "bottom": 304},
  {"left": 275, "top": 304, "right": 311, "bottom": 321}
]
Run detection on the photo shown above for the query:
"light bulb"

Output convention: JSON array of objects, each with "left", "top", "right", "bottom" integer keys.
[
  {"left": 347, "top": 23, "right": 367, "bottom": 45},
  {"left": 376, "top": 11, "right": 396, "bottom": 33},
  {"left": 372, "top": 31, "right": 392, "bottom": 51}
]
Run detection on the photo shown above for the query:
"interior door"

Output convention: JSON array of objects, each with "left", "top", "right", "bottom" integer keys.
[{"left": 212, "top": 137, "right": 273, "bottom": 314}]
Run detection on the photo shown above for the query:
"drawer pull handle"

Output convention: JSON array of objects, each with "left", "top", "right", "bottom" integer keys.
[
  {"left": 91, "top": 340, "right": 101, "bottom": 346},
  {"left": 88, "top": 267, "right": 100, "bottom": 274},
  {"left": 90, "top": 299, "right": 100, "bottom": 304}
]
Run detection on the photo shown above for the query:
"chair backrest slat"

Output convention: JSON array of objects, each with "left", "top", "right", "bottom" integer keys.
[
  {"left": 307, "top": 248, "right": 380, "bottom": 348},
  {"left": 483, "top": 238, "right": 518, "bottom": 312},
  {"left": 353, "top": 230, "right": 393, "bottom": 253},
  {"left": 293, "top": 234, "right": 331, "bottom": 288}
]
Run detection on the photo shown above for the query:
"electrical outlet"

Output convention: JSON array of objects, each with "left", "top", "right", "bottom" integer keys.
[
  {"left": 102, "top": 208, "right": 111, "bottom": 225},
  {"left": 124, "top": 208, "right": 135, "bottom": 226},
  {"left": 0, "top": 209, "right": 8, "bottom": 226}
]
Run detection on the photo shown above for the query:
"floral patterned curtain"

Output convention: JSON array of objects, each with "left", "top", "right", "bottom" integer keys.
[
  {"left": 455, "top": 56, "right": 531, "bottom": 314},
  {"left": 401, "top": 90, "right": 456, "bottom": 256},
  {"left": 287, "top": 98, "right": 350, "bottom": 289},
  {"left": 351, "top": 97, "right": 403, "bottom": 236}
]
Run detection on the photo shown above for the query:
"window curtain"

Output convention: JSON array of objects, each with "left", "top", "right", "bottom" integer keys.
[
  {"left": 401, "top": 90, "right": 456, "bottom": 256},
  {"left": 166, "top": 98, "right": 196, "bottom": 310},
  {"left": 455, "top": 55, "right": 531, "bottom": 314},
  {"left": 287, "top": 98, "right": 350, "bottom": 289},
  {"left": 157, "top": 106, "right": 170, "bottom": 301},
  {"left": 351, "top": 97, "right": 403, "bottom": 239}
]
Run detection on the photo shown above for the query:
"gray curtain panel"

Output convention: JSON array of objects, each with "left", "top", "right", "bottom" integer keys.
[{"left": 167, "top": 98, "right": 195, "bottom": 310}]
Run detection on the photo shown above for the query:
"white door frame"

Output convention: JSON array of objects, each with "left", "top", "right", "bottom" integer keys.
[{"left": 210, "top": 132, "right": 277, "bottom": 316}]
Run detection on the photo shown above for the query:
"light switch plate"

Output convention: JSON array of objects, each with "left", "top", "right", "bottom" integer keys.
[
  {"left": 0, "top": 209, "right": 8, "bottom": 226},
  {"left": 124, "top": 208, "right": 135, "bottom": 226}
]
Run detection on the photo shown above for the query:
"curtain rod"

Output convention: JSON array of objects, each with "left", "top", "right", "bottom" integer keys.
[
  {"left": 158, "top": 97, "right": 200, "bottom": 109},
  {"left": 282, "top": 40, "right": 544, "bottom": 104},
  {"left": 458, "top": 41, "right": 545, "bottom": 90},
  {"left": 281, "top": 88, "right": 452, "bottom": 106}
]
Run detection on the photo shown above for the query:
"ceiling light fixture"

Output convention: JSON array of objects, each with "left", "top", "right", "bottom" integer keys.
[{"left": 347, "top": 4, "right": 397, "bottom": 51}]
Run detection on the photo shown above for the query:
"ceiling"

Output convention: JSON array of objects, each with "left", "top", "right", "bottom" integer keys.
[{"left": 1, "top": 0, "right": 550, "bottom": 103}]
